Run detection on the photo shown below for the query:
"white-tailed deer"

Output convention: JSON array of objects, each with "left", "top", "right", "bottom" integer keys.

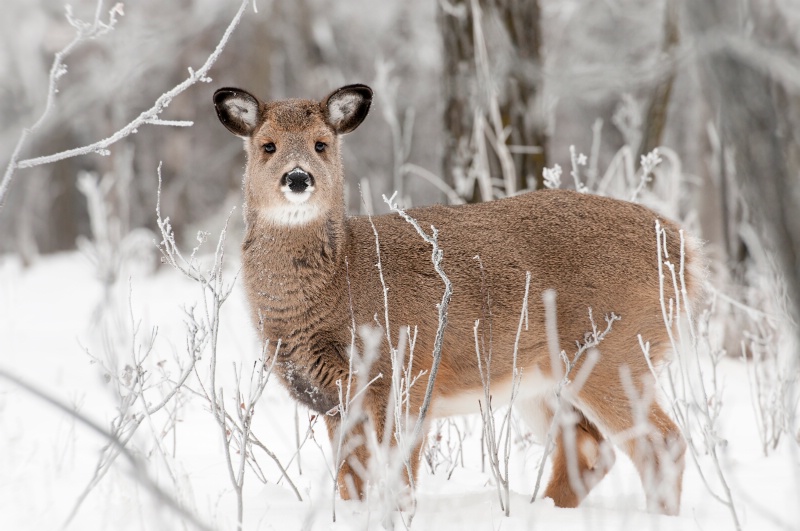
[{"left": 213, "top": 83, "right": 701, "bottom": 515}]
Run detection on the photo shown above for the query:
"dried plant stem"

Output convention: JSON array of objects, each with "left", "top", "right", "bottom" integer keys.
[{"left": 652, "top": 221, "right": 742, "bottom": 531}]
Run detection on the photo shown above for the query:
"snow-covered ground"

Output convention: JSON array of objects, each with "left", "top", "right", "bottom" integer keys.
[{"left": 0, "top": 249, "right": 798, "bottom": 530}]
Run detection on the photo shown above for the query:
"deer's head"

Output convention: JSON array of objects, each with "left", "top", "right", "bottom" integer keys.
[{"left": 214, "top": 84, "right": 372, "bottom": 226}]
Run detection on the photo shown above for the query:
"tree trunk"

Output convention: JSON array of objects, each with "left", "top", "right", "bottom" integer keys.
[
  {"left": 492, "top": 0, "right": 547, "bottom": 192},
  {"left": 439, "top": 0, "right": 476, "bottom": 200},
  {"left": 438, "top": 0, "right": 547, "bottom": 202},
  {"left": 636, "top": 0, "right": 680, "bottom": 163}
]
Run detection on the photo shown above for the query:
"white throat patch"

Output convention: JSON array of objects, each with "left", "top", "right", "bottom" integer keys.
[
  {"left": 264, "top": 201, "right": 321, "bottom": 226},
  {"left": 282, "top": 190, "right": 313, "bottom": 205},
  {"left": 279, "top": 179, "right": 316, "bottom": 205}
]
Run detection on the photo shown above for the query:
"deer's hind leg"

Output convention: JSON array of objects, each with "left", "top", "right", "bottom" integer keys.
[
  {"left": 518, "top": 397, "right": 615, "bottom": 508},
  {"left": 577, "top": 365, "right": 686, "bottom": 515},
  {"left": 544, "top": 407, "right": 616, "bottom": 508}
]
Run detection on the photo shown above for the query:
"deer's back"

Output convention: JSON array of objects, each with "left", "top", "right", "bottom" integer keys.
[{"left": 343, "top": 189, "right": 697, "bottom": 396}]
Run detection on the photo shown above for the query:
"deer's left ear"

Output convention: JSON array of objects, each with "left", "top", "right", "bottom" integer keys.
[{"left": 322, "top": 84, "right": 372, "bottom": 135}]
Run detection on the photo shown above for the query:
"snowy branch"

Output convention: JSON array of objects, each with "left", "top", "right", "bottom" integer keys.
[
  {"left": 0, "top": 0, "right": 250, "bottom": 207},
  {"left": 383, "top": 192, "right": 453, "bottom": 448}
]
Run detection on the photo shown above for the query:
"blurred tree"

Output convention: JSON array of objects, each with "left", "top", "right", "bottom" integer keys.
[
  {"left": 688, "top": 0, "right": 800, "bottom": 352},
  {"left": 439, "top": 0, "right": 547, "bottom": 202}
]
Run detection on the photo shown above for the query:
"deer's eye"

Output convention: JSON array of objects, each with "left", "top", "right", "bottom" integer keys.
[
  {"left": 315, "top": 141, "right": 327, "bottom": 153},
  {"left": 263, "top": 142, "right": 276, "bottom": 154}
]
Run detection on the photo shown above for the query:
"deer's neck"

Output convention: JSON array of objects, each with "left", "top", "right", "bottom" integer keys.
[{"left": 241, "top": 208, "right": 347, "bottom": 331}]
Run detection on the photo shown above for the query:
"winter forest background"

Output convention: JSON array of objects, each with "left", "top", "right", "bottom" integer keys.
[{"left": 1, "top": 0, "right": 799, "bottom": 530}]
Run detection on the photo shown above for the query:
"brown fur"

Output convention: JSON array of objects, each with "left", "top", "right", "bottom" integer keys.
[{"left": 214, "top": 84, "right": 700, "bottom": 515}]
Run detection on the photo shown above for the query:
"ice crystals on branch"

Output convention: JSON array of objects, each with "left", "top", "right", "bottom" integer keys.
[
  {"left": 188, "top": 67, "right": 213, "bottom": 83},
  {"left": 66, "top": 2, "right": 124, "bottom": 36},
  {"left": 543, "top": 164, "right": 563, "bottom": 190},
  {"left": 104, "top": 3, "right": 125, "bottom": 32},
  {"left": 630, "top": 148, "right": 663, "bottom": 202},
  {"left": 640, "top": 148, "right": 663, "bottom": 175},
  {"left": 144, "top": 118, "right": 193, "bottom": 127},
  {"left": 569, "top": 145, "right": 589, "bottom": 193}
]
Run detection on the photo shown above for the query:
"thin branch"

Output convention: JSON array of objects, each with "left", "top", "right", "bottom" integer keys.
[
  {"left": 383, "top": 193, "right": 453, "bottom": 447},
  {"left": 401, "top": 163, "right": 465, "bottom": 205},
  {"left": 0, "top": 1, "right": 121, "bottom": 206}
]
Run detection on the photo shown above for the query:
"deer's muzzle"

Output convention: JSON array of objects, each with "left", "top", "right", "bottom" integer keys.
[{"left": 282, "top": 168, "right": 315, "bottom": 193}]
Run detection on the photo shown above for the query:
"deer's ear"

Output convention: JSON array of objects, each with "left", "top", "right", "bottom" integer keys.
[
  {"left": 322, "top": 84, "right": 372, "bottom": 135},
  {"left": 213, "top": 87, "right": 262, "bottom": 137}
]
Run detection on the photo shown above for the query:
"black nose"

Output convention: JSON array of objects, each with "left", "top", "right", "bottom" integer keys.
[{"left": 283, "top": 168, "right": 314, "bottom": 193}]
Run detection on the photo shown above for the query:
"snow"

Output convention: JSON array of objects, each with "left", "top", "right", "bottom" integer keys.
[{"left": 0, "top": 251, "right": 798, "bottom": 530}]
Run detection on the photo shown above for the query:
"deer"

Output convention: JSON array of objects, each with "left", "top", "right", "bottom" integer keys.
[{"left": 213, "top": 83, "right": 702, "bottom": 515}]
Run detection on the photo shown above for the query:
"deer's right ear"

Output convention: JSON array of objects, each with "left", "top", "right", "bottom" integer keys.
[{"left": 213, "top": 88, "right": 262, "bottom": 137}]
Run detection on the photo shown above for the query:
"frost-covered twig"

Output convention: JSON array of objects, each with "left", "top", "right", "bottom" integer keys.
[
  {"left": 327, "top": 326, "right": 382, "bottom": 523},
  {"left": 569, "top": 145, "right": 588, "bottom": 193},
  {"left": 474, "top": 271, "right": 530, "bottom": 516},
  {"left": 64, "top": 274, "right": 198, "bottom": 527},
  {"left": 156, "top": 164, "right": 298, "bottom": 530},
  {"left": 630, "top": 148, "right": 662, "bottom": 202},
  {"left": 157, "top": 172, "right": 244, "bottom": 525},
  {"left": 743, "top": 331, "right": 799, "bottom": 455},
  {"left": 361, "top": 203, "right": 417, "bottom": 518},
  {"left": 367, "top": 206, "right": 428, "bottom": 514},
  {"left": 384, "top": 192, "right": 453, "bottom": 447},
  {"left": 177, "top": 376, "right": 304, "bottom": 504},
  {"left": 542, "top": 164, "right": 563, "bottom": 190},
  {"left": 0, "top": 1, "right": 122, "bottom": 206}
]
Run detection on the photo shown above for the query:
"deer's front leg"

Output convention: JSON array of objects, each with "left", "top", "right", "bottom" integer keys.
[
  {"left": 324, "top": 391, "right": 428, "bottom": 502},
  {"left": 324, "top": 413, "right": 371, "bottom": 500}
]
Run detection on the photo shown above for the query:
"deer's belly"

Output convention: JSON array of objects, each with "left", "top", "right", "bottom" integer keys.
[{"left": 430, "top": 365, "right": 554, "bottom": 419}]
